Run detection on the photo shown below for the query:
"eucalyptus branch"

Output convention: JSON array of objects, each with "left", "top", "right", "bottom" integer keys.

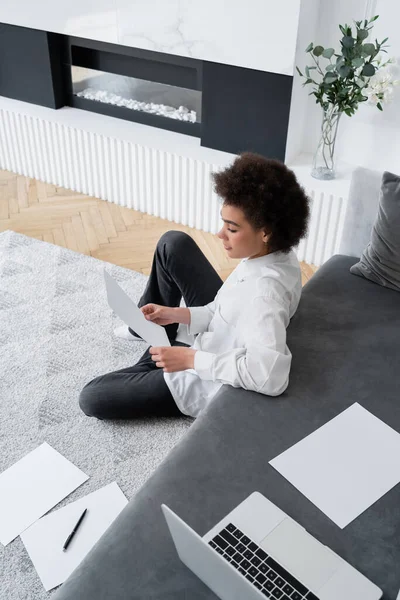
[
  {"left": 298, "top": 14, "right": 397, "bottom": 177},
  {"left": 296, "top": 15, "right": 393, "bottom": 117},
  {"left": 310, "top": 53, "right": 325, "bottom": 77}
]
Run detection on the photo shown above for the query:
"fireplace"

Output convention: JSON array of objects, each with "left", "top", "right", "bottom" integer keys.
[
  {"left": 0, "top": 23, "right": 294, "bottom": 159},
  {"left": 64, "top": 41, "right": 203, "bottom": 138}
]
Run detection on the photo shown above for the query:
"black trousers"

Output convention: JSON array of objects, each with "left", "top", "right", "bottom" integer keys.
[{"left": 79, "top": 231, "right": 223, "bottom": 419}]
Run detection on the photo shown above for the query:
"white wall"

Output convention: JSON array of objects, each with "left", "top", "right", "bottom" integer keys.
[
  {"left": 298, "top": 0, "right": 400, "bottom": 173},
  {"left": 337, "top": 0, "right": 400, "bottom": 173},
  {"left": 285, "top": 0, "right": 321, "bottom": 163}
]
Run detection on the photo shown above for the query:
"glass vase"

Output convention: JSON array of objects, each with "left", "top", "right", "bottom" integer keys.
[{"left": 311, "top": 106, "right": 342, "bottom": 180}]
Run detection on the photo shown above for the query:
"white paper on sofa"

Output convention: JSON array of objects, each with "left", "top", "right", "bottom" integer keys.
[
  {"left": 0, "top": 442, "right": 88, "bottom": 545},
  {"left": 270, "top": 403, "right": 400, "bottom": 528},
  {"left": 21, "top": 482, "right": 128, "bottom": 591}
]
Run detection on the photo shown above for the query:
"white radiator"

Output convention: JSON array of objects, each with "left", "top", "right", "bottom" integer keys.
[
  {"left": 296, "top": 189, "right": 347, "bottom": 265},
  {"left": 0, "top": 106, "right": 348, "bottom": 266}
]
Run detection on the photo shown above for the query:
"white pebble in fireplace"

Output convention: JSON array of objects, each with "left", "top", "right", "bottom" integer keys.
[
  {"left": 72, "top": 66, "right": 200, "bottom": 124},
  {"left": 76, "top": 88, "right": 197, "bottom": 122}
]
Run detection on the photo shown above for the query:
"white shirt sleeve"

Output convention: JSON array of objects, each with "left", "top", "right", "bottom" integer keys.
[
  {"left": 187, "top": 299, "right": 218, "bottom": 335},
  {"left": 193, "top": 296, "right": 292, "bottom": 397}
]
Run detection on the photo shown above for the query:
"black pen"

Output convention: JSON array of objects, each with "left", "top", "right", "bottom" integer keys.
[{"left": 63, "top": 509, "right": 88, "bottom": 551}]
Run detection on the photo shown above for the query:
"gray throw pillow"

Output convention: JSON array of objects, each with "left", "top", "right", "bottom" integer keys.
[{"left": 350, "top": 170, "right": 400, "bottom": 292}]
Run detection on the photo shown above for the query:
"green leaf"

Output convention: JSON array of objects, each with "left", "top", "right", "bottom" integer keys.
[
  {"left": 352, "top": 57, "right": 364, "bottom": 68},
  {"left": 326, "top": 64, "right": 336, "bottom": 71},
  {"left": 338, "top": 65, "right": 351, "bottom": 78},
  {"left": 313, "top": 45, "right": 324, "bottom": 57},
  {"left": 369, "top": 15, "right": 379, "bottom": 23},
  {"left": 377, "top": 102, "right": 383, "bottom": 111},
  {"left": 324, "top": 73, "right": 338, "bottom": 84},
  {"left": 380, "top": 37, "right": 389, "bottom": 45},
  {"left": 342, "top": 36, "right": 355, "bottom": 48},
  {"left": 362, "top": 62, "right": 375, "bottom": 76},
  {"left": 296, "top": 66, "right": 303, "bottom": 77},
  {"left": 343, "top": 45, "right": 354, "bottom": 59},
  {"left": 322, "top": 48, "right": 335, "bottom": 59},
  {"left": 305, "top": 42, "right": 313, "bottom": 53},
  {"left": 358, "top": 29, "right": 369, "bottom": 41},
  {"left": 305, "top": 66, "right": 310, "bottom": 77},
  {"left": 362, "top": 43, "right": 376, "bottom": 56}
]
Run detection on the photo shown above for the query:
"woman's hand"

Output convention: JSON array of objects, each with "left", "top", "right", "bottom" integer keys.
[
  {"left": 141, "top": 304, "right": 177, "bottom": 326},
  {"left": 149, "top": 346, "right": 197, "bottom": 373}
]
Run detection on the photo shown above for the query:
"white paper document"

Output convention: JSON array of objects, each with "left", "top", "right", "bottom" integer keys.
[
  {"left": 21, "top": 482, "right": 128, "bottom": 591},
  {"left": 0, "top": 443, "right": 88, "bottom": 545},
  {"left": 270, "top": 403, "right": 400, "bottom": 528},
  {"left": 104, "top": 269, "right": 171, "bottom": 347}
]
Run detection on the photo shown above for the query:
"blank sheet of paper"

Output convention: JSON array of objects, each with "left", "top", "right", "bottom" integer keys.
[
  {"left": 270, "top": 403, "right": 400, "bottom": 528},
  {"left": 0, "top": 443, "right": 88, "bottom": 545},
  {"left": 21, "top": 482, "right": 128, "bottom": 591},
  {"left": 104, "top": 269, "right": 170, "bottom": 347}
]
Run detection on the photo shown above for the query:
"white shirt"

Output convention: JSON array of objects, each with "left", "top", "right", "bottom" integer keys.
[{"left": 163, "top": 249, "right": 302, "bottom": 418}]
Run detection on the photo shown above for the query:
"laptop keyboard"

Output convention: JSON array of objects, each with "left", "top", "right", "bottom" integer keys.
[{"left": 208, "top": 523, "right": 320, "bottom": 600}]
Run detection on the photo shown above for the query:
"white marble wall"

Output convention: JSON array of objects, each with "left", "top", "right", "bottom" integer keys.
[
  {"left": 0, "top": 0, "right": 119, "bottom": 44},
  {"left": 0, "top": 0, "right": 301, "bottom": 75}
]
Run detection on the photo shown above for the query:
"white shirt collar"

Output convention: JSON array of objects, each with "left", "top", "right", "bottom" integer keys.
[{"left": 240, "top": 251, "right": 286, "bottom": 274}]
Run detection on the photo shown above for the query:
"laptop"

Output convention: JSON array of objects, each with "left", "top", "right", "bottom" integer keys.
[{"left": 162, "top": 492, "right": 382, "bottom": 600}]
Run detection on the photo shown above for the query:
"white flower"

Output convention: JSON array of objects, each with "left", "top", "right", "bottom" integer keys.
[
  {"left": 364, "top": 63, "right": 399, "bottom": 106},
  {"left": 384, "top": 87, "right": 394, "bottom": 101}
]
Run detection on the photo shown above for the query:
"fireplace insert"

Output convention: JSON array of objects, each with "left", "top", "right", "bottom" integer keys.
[
  {"left": 65, "top": 41, "right": 202, "bottom": 137},
  {"left": 72, "top": 66, "right": 201, "bottom": 124}
]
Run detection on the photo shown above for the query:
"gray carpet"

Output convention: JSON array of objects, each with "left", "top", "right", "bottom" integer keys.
[{"left": 0, "top": 230, "right": 192, "bottom": 599}]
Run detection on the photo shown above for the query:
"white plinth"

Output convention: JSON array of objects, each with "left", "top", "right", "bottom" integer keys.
[
  {"left": 289, "top": 154, "right": 354, "bottom": 265},
  {"left": 0, "top": 97, "right": 354, "bottom": 266}
]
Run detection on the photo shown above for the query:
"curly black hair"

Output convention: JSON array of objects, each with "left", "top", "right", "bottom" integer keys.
[{"left": 212, "top": 152, "right": 310, "bottom": 255}]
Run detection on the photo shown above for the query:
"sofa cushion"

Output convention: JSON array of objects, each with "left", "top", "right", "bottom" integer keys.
[
  {"left": 350, "top": 171, "right": 400, "bottom": 291},
  {"left": 53, "top": 255, "right": 400, "bottom": 600}
]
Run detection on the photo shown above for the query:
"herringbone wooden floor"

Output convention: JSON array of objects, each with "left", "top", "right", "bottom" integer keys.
[{"left": 0, "top": 169, "right": 317, "bottom": 284}]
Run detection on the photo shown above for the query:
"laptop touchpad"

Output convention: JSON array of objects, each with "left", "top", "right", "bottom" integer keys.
[{"left": 260, "top": 518, "right": 342, "bottom": 591}]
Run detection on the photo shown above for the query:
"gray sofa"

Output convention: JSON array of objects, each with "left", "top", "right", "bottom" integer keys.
[{"left": 54, "top": 168, "right": 400, "bottom": 600}]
